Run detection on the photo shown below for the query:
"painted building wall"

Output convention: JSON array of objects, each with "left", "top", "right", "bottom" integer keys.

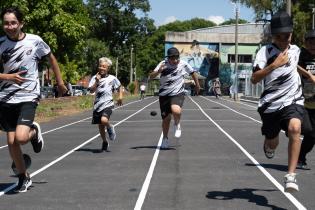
[{"left": 165, "top": 43, "right": 260, "bottom": 95}]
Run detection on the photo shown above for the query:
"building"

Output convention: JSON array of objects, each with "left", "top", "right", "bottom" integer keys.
[{"left": 164, "top": 23, "right": 270, "bottom": 95}]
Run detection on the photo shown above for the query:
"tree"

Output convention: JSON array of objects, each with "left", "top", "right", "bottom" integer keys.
[
  {"left": 232, "top": 0, "right": 312, "bottom": 46},
  {"left": 220, "top": 18, "right": 248, "bottom": 26},
  {"left": 0, "top": 0, "right": 90, "bottom": 61},
  {"left": 136, "top": 18, "right": 217, "bottom": 78}
]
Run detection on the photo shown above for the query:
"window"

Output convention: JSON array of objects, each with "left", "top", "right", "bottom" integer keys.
[{"left": 228, "top": 54, "right": 252, "bottom": 63}]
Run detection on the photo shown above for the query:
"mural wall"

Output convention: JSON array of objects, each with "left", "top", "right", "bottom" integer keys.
[{"left": 165, "top": 42, "right": 260, "bottom": 95}]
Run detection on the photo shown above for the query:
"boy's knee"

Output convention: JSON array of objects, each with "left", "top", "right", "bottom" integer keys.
[
  {"left": 14, "top": 134, "right": 28, "bottom": 144},
  {"left": 288, "top": 120, "right": 301, "bottom": 135}
]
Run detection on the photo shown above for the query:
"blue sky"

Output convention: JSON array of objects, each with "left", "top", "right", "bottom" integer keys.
[{"left": 145, "top": 0, "right": 256, "bottom": 26}]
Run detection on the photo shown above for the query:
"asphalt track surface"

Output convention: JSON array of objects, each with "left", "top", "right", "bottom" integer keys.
[{"left": 0, "top": 96, "right": 314, "bottom": 210}]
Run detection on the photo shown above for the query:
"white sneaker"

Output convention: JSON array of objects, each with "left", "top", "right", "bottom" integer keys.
[
  {"left": 284, "top": 173, "right": 299, "bottom": 193},
  {"left": 174, "top": 123, "right": 181, "bottom": 138},
  {"left": 107, "top": 125, "right": 116, "bottom": 141},
  {"left": 160, "top": 137, "right": 169, "bottom": 149}
]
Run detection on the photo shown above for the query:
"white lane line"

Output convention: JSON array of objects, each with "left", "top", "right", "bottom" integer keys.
[
  {"left": 0, "top": 99, "right": 147, "bottom": 150},
  {"left": 190, "top": 97, "right": 307, "bottom": 210},
  {"left": 134, "top": 133, "right": 163, "bottom": 210},
  {"left": 0, "top": 99, "right": 158, "bottom": 196},
  {"left": 220, "top": 97, "right": 258, "bottom": 109},
  {"left": 200, "top": 96, "right": 261, "bottom": 124}
]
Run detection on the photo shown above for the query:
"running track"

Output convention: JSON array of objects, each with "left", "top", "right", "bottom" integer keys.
[{"left": 0, "top": 96, "right": 313, "bottom": 210}]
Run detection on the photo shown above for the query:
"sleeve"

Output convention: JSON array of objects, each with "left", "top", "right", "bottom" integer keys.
[
  {"left": 252, "top": 47, "right": 267, "bottom": 73},
  {"left": 35, "top": 36, "right": 51, "bottom": 59},
  {"left": 112, "top": 76, "right": 121, "bottom": 90},
  {"left": 88, "top": 75, "right": 96, "bottom": 88},
  {"left": 182, "top": 61, "right": 195, "bottom": 75},
  {"left": 153, "top": 60, "right": 165, "bottom": 72}
]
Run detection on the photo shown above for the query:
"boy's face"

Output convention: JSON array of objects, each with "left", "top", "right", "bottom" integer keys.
[
  {"left": 305, "top": 38, "right": 315, "bottom": 56},
  {"left": 2, "top": 12, "right": 23, "bottom": 40},
  {"left": 168, "top": 55, "right": 180, "bottom": 65},
  {"left": 98, "top": 62, "right": 110, "bottom": 76},
  {"left": 273, "top": 32, "right": 292, "bottom": 51}
]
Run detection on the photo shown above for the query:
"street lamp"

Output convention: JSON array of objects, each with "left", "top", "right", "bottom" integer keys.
[
  {"left": 130, "top": 44, "right": 134, "bottom": 83},
  {"left": 234, "top": 1, "right": 239, "bottom": 101}
]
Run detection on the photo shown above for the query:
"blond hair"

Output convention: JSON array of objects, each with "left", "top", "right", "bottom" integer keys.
[{"left": 99, "top": 57, "right": 112, "bottom": 66}]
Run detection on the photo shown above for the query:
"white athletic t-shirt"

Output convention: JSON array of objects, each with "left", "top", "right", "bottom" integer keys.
[
  {"left": 88, "top": 74, "right": 121, "bottom": 112},
  {"left": 0, "top": 34, "right": 51, "bottom": 103},
  {"left": 153, "top": 59, "right": 196, "bottom": 96},
  {"left": 253, "top": 44, "right": 304, "bottom": 113}
]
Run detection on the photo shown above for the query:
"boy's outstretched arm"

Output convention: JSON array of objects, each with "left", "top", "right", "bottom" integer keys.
[
  {"left": 297, "top": 65, "right": 315, "bottom": 84},
  {"left": 191, "top": 72, "right": 201, "bottom": 95},
  {"left": 116, "top": 86, "right": 123, "bottom": 106},
  {"left": 48, "top": 53, "right": 67, "bottom": 96}
]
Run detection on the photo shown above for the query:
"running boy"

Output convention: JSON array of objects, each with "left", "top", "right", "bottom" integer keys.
[
  {"left": 297, "top": 29, "right": 315, "bottom": 170},
  {"left": 0, "top": 7, "right": 67, "bottom": 192},
  {"left": 149, "top": 47, "right": 200, "bottom": 149},
  {"left": 251, "top": 11, "right": 304, "bottom": 192},
  {"left": 88, "top": 57, "right": 123, "bottom": 151}
]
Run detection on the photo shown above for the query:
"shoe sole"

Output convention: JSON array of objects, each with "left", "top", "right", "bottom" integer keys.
[
  {"left": 33, "top": 122, "right": 44, "bottom": 152},
  {"left": 18, "top": 180, "right": 32, "bottom": 193},
  {"left": 263, "top": 144, "right": 274, "bottom": 159},
  {"left": 285, "top": 183, "right": 299, "bottom": 193}
]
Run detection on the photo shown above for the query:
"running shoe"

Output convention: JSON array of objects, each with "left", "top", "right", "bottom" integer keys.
[
  {"left": 297, "top": 161, "right": 310, "bottom": 170},
  {"left": 160, "top": 137, "right": 169, "bottom": 149},
  {"left": 284, "top": 173, "right": 299, "bottom": 193},
  {"left": 263, "top": 143, "right": 275, "bottom": 159},
  {"left": 16, "top": 174, "right": 32, "bottom": 193},
  {"left": 107, "top": 125, "right": 116, "bottom": 141},
  {"left": 31, "top": 122, "right": 44, "bottom": 153},
  {"left": 174, "top": 123, "right": 181, "bottom": 138},
  {"left": 102, "top": 141, "right": 109, "bottom": 151}
]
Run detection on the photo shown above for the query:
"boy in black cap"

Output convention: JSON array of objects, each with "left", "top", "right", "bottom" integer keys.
[
  {"left": 251, "top": 11, "right": 304, "bottom": 192},
  {"left": 297, "top": 29, "right": 315, "bottom": 170},
  {"left": 149, "top": 47, "right": 200, "bottom": 149}
]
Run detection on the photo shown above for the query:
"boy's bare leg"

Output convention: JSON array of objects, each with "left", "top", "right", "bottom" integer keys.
[
  {"left": 264, "top": 136, "right": 279, "bottom": 150},
  {"left": 171, "top": 104, "right": 181, "bottom": 126},
  {"left": 287, "top": 118, "right": 302, "bottom": 173},
  {"left": 162, "top": 114, "right": 171, "bottom": 138},
  {"left": 98, "top": 124, "right": 106, "bottom": 141},
  {"left": 7, "top": 132, "right": 26, "bottom": 175}
]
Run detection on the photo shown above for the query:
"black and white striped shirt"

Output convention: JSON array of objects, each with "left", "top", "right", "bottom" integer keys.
[
  {"left": 88, "top": 74, "right": 121, "bottom": 112},
  {"left": 154, "top": 59, "right": 195, "bottom": 96},
  {"left": 253, "top": 44, "right": 304, "bottom": 113},
  {"left": 0, "top": 34, "right": 51, "bottom": 103}
]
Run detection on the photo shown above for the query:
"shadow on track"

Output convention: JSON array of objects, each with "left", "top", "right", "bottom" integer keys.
[
  {"left": 206, "top": 188, "right": 286, "bottom": 209},
  {"left": 245, "top": 163, "right": 287, "bottom": 172}
]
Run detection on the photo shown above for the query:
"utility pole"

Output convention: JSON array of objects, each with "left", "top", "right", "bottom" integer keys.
[
  {"left": 286, "top": 0, "right": 291, "bottom": 16},
  {"left": 130, "top": 44, "right": 133, "bottom": 83},
  {"left": 234, "top": 1, "right": 239, "bottom": 101},
  {"left": 115, "top": 57, "right": 118, "bottom": 78}
]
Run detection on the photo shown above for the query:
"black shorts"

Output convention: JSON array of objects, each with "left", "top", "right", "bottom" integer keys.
[
  {"left": 258, "top": 104, "right": 304, "bottom": 139},
  {"left": 92, "top": 106, "right": 113, "bottom": 124},
  {"left": 303, "top": 108, "right": 315, "bottom": 138},
  {"left": 159, "top": 94, "right": 185, "bottom": 119},
  {"left": 0, "top": 102, "right": 37, "bottom": 132}
]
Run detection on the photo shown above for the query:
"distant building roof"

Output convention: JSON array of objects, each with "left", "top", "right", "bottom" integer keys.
[{"left": 165, "top": 23, "right": 270, "bottom": 44}]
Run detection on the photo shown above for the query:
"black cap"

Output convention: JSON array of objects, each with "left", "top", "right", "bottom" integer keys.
[
  {"left": 166, "top": 47, "right": 180, "bottom": 57},
  {"left": 270, "top": 11, "right": 293, "bottom": 34},
  {"left": 305, "top": 29, "right": 315, "bottom": 39}
]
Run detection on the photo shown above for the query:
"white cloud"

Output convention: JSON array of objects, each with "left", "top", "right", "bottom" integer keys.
[
  {"left": 207, "top": 16, "right": 225, "bottom": 25},
  {"left": 162, "top": 16, "right": 177, "bottom": 25}
]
